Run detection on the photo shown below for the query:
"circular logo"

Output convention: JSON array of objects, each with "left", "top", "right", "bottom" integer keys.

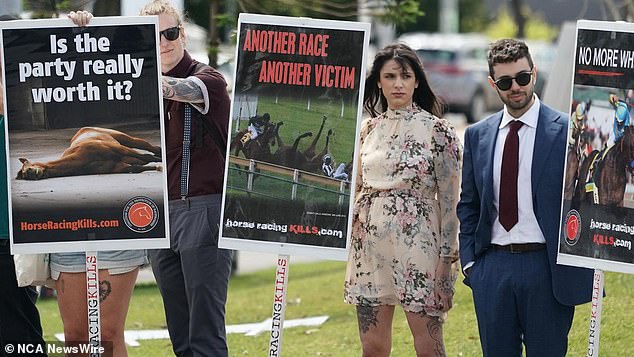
[
  {"left": 123, "top": 196, "right": 159, "bottom": 233},
  {"left": 565, "top": 209, "right": 581, "bottom": 246}
]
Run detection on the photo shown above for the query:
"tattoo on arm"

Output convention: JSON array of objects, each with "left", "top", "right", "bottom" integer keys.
[
  {"left": 99, "top": 280, "right": 112, "bottom": 302},
  {"left": 356, "top": 305, "right": 379, "bottom": 334},
  {"left": 438, "top": 276, "right": 454, "bottom": 295},
  {"left": 162, "top": 76, "right": 204, "bottom": 103}
]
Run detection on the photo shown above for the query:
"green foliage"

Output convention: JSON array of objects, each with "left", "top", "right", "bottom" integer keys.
[
  {"left": 484, "top": 6, "right": 558, "bottom": 41},
  {"left": 22, "top": 0, "right": 72, "bottom": 18},
  {"left": 459, "top": 0, "right": 488, "bottom": 33},
  {"left": 378, "top": 0, "right": 425, "bottom": 31},
  {"left": 397, "top": 0, "right": 487, "bottom": 35},
  {"left": 36, "top": 265, "right": 634, "bottom": 356}
]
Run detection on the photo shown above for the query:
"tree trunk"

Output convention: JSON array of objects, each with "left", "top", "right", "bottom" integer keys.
[
  {"left": 208, "top": 0, "right": 219, "bottom": 68},
  {"left": 603, "top": 0, "right": 622, "bottom": 20},
  {"left": 510, "top": 0, "right": 525, "bottom": 38},
  {"left": 92, "top": 0, "right": 120, "bottom": 16}
]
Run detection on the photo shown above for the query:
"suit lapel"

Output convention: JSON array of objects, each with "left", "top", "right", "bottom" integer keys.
[
  {"left": 482, "top": 113, "right": 503, "bottom": 218},
  {"left": 532, "top": 105, "right": 564, "bottom": 192}
]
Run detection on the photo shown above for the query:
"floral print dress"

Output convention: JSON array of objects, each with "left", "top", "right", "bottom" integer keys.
[{"left": 344, "top": 105, "right": 462, "bottom": 318}]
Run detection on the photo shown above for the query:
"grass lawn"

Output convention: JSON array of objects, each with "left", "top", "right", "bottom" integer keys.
[{"left": 37, "top": 261, "right": 634, "bottom": 356}]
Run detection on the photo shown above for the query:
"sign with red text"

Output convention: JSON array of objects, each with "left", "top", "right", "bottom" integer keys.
[
  {"left": 558, "top": 20, "right": 634, "bottom": 274},
  {"left": 1, "top": 16, "right": 169, "bottom": 254},
  {"left": 219, "top": 14, "right": 370, "bottom": 260}
]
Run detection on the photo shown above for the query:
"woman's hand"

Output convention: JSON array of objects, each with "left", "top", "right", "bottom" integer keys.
[
  {"left": 434, "top": 257, "right": 455, "bottom": 312},
  {"left": 68, "top": 11, "right": 93, "bottom": 27}
]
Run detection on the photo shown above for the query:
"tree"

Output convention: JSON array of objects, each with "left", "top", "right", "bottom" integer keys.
[
  {"left": 602, "top": 0, "right": 634, "bottom": 21},
  {"left": 510, "top": 0, "right": 526, "bottom": 38},
  {"left": 397, "top": 0, "right": 487, "bottom": 35},
  {"left": 187, "top": 0, "right": 429, "bottom": 68},
  {"left": 22, "top": 0, "right": 71, "bottom": 18},
  {"left": 484, "top": 5, "right": 557, "bottom": 41}
]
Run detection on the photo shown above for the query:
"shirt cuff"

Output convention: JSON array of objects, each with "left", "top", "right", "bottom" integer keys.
[
  {"left": 187, "top": 76, "right": 210, "bottom": 114},
  {"left": 463, "top": 261, "right": 474, "bottom": 275}
]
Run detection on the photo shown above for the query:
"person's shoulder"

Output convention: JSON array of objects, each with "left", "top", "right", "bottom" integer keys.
[
  {"left": 538, "top": 103, "right": 567, "bottom": 125},
  {"left": 429, "top": 114, "right": 454, "bottom": 133},
  {"left": 191, "top": 59, "right": 227, "bottom": 82},
  {"left": 466, "top": 111, "right": 500, "bottom": 133}
]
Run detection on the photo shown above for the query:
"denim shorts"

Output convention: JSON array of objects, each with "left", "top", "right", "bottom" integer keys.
[{"left": 50, "top": 249, "right": 147, "bottom": 280}]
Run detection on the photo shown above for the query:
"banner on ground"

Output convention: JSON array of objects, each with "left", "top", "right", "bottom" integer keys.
[
  {"left": 219, "top": 14, "right": 370, "bottom": 260},
  {"left": 1, "top": 16, "right": 169, "bottom": 254},
  {"left": 558, "top": 20, "right": 634, "bottom": 274}
]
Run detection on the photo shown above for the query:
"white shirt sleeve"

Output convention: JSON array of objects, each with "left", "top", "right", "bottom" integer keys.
[{"left": 187, "top": 75, "right": 210, "bottom": 115}]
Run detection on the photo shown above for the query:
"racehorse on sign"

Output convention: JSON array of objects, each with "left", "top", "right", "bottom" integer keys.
[
  {"left": 229, "top": 121, "right": 279, "bottom": 162},
  {"left": 572, "top": 126, "right": 634, "bottom": 207}
]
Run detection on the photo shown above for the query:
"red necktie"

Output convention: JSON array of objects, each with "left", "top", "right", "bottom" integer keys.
[{"left": 499, "top": 120, "right": 524, "bottom": 231}]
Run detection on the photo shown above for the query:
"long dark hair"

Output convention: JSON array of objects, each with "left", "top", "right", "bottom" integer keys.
[{"left": 363, "top": 43, "right": 444, "bottom": 118}]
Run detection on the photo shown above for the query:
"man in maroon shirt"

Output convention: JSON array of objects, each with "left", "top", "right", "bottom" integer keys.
[{"left": 141, "top": 2, "right": 232, "bottom": 356}]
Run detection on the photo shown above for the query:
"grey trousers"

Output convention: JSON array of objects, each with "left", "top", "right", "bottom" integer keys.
[{"left": 149, "top": 194, "right": 232, "bottom": 357}]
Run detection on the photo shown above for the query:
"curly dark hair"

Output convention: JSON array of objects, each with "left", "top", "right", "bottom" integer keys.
[
  {"left": 487, "top": 39, "right": 534, "bottom": 79},
  {"left": 363, "top": 43, "right": 444, "bottom": 118}
]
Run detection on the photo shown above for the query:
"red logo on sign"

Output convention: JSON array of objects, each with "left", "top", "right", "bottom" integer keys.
[
  {"left": 128, "top": 202, "right": 154, "bottom": 228},
  {"left": 565, "top": 210, "right": 581, "bottom": 246},
  {"left": 123, "top": 196, "right": 159, "bottom": 233}
]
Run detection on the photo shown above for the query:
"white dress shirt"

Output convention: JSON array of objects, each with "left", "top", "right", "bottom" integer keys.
[{"left": 491, "top": 94, "right": 546, "bottom": 245}]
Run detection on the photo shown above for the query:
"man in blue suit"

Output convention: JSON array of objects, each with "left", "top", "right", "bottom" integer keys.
[{"left": 457, "top": 39, "right": 594, "bottom": 356}]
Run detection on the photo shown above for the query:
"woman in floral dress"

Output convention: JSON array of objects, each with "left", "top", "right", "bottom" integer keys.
[{"left": 344, "top": 43, "right": 462, "bottom": 356}]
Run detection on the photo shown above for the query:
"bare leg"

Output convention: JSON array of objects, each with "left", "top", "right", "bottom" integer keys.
[
  {"left": 404, "top": 311, "right": 446, "bottom": 357},
  {"left": 356, "top": 305, "right": 394, "bottom": 357},
  {"left": 56, "top": 268, "right": 139, "bottom": 357}
]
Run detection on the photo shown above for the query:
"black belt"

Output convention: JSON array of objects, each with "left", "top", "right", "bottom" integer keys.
[{"left": 490, "top": 243, "right": 545, "bottom": 253}]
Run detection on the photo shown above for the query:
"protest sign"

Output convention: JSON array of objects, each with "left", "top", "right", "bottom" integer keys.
[
  {"left": 559, "top": 20, "right": 634, "bottom": 274},
  {"left": 1, "top": 16, "right": 169, "bottom": 253},
  {"left": 220, "top": 14, "right": 370, "bottom": 260}
]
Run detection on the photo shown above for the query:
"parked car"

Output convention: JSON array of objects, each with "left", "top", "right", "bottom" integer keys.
[
  {"left": 398, "top": 32, "right": 557, "bottom": 123},
  {"left": 398, "top": 32, "right": 493, "bottom": 123}
]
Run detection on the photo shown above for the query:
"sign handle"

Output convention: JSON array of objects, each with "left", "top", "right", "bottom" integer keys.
[
  {"left": 268, "top": 255, "right": 289, "bottom": 357},
  {"left": 85, "top": 251, "right": 101, "bottom": 356},
  {"left": 587, "top": 187, "right": 603, "bottom": 356},
  {"left": 587, "top": 269, "right": 604, "bottom": 357}
]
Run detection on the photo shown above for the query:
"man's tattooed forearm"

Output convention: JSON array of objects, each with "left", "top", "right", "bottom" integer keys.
[{"left": 162, "top": 76, "right": 204, "bottom": 103}]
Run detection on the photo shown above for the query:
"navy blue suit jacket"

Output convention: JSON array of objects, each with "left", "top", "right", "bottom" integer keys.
[{"left": 457, "top": 103, "right": 593, "bottom": 306}]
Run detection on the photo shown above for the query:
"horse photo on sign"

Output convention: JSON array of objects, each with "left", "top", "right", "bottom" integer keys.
[{"left": 219, "top": 14, "right": 370, "bottom": 260}]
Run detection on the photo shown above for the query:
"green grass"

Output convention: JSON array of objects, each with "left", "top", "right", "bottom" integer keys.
[{"left": 37, "top": 261, "right": 634, "bottom": 356}]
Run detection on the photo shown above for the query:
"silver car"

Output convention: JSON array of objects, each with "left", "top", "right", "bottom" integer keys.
[
  {"left": 399, "top": 32, "right": 556, "bottom": 123},
  {"left": 398, "top": 32, "right": 494, "bottom": 123}
]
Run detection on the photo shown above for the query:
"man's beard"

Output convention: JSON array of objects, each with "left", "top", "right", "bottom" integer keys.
[{"left": 501, "top": 88, "right": 534, "bottom": 112}]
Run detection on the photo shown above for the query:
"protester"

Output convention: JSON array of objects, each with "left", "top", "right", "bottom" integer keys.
[
  {"left": 47, "top": 11, "right": 148, "bottom": 357},
  {"left": 69, "top": 2, "right": 233, "bottom": 355},
  {"left": 344, "top": 43, "right": 462, "bottom": 356},
  {"left": 457, "top": 38, "right": 594, "bottom": 356},
  {"left": 139, "top": 1, "right": 233, "bottom": 356},
  {"left": 0, "top": 14, "right": 47, "bottom": 357}
]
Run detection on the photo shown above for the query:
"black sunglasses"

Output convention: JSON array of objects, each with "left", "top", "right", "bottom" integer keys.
[
  {"left": 493, "top": 70, "right": 533, "bottom": 91},
  {"left": 160, "top": 26, "right": 181, "bottom": 41}
]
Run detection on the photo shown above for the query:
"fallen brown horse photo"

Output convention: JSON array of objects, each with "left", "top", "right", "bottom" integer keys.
[{"left": 16, "top": 127, "right": 162, "bottom": 180}]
